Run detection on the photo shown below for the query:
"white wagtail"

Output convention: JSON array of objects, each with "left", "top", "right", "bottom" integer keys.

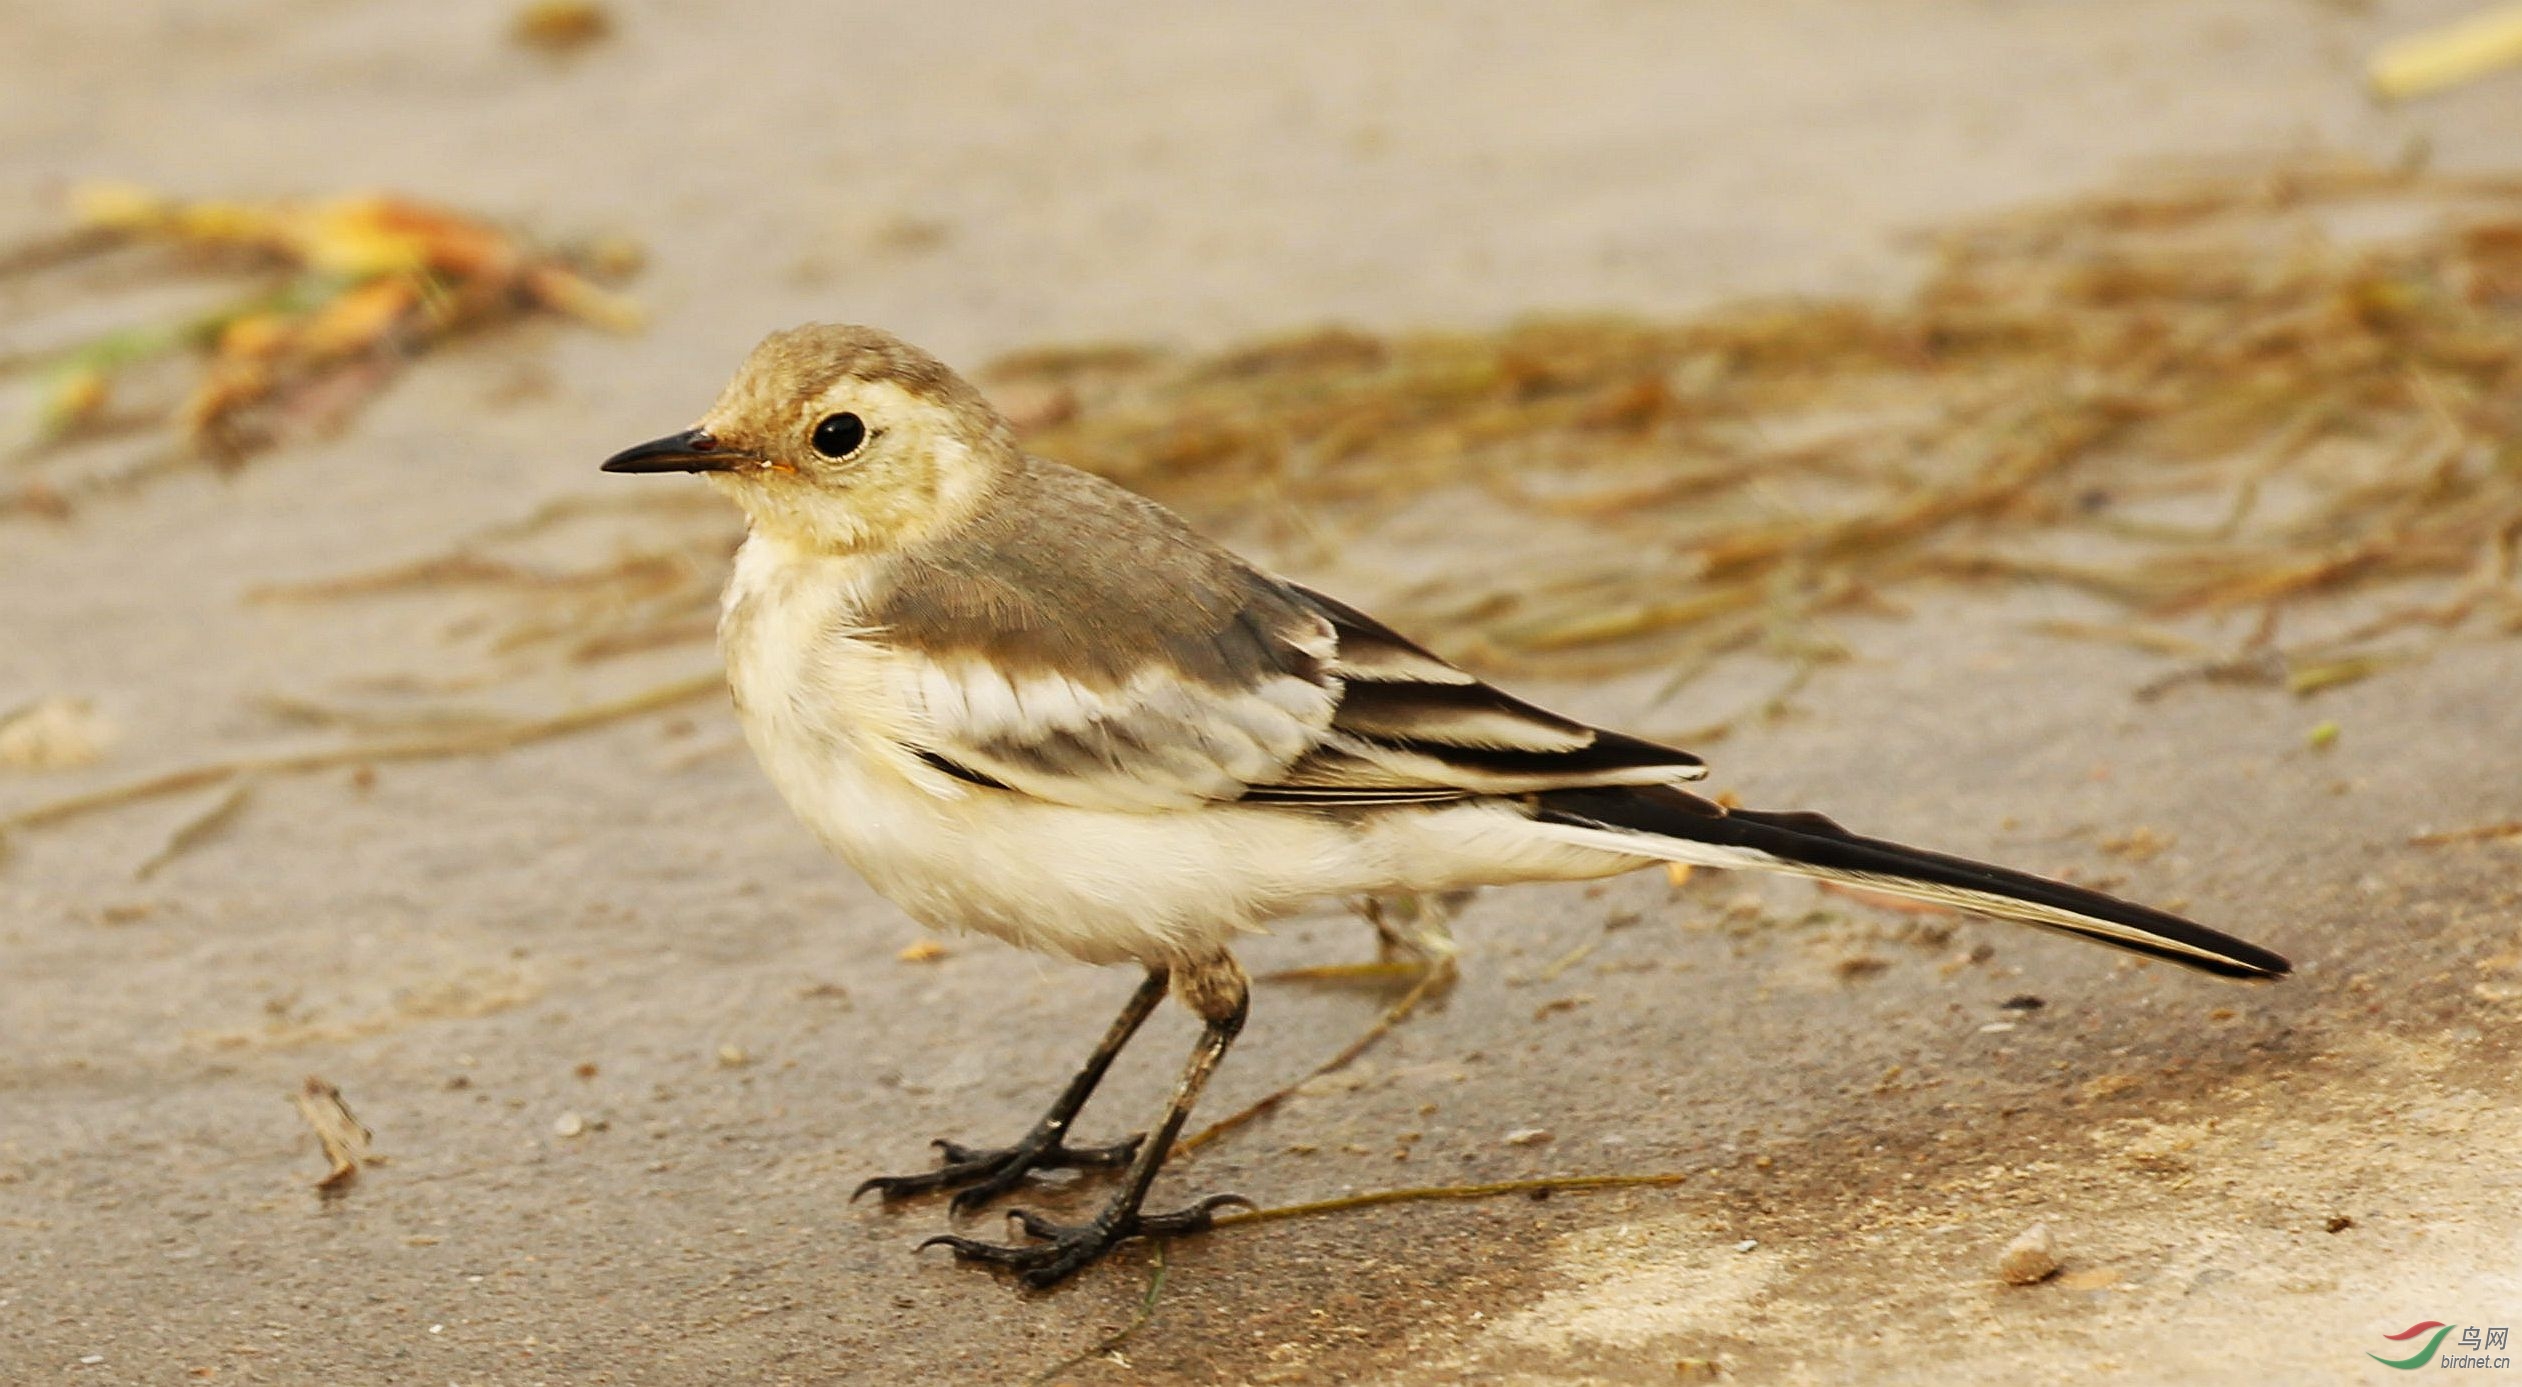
[{"left": 602, "top": 324, "right": 2289, "bottom": 1288}]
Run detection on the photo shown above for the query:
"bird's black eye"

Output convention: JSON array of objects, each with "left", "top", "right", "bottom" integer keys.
[{"left": 811, "top": 412, "right": 867, "bottom": 459}]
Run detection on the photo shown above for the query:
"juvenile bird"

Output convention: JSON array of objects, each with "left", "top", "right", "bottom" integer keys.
[{"left": 602, "top": 324, "right": 2288, "bottom": 1288}]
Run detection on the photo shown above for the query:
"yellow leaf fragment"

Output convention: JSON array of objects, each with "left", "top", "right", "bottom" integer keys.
[
  {"left": 217, "top": 312, "right": 294, "bottom": 360},
  {"left": 39, "top": 187, "right": 644, "bottom": 468},
  {"left": 292, "top": 196, "right": 486, "bottom": 279},
  {"left": 177, "top": 359, "right": 274, "bottom": 441},
  {"left": 66, "top": 180, "right": 171, "bottom": 229},
  {"left": 36, "top": 369, "right": 110, "bottom": 436},
  {"left": 297, "top": 276, "right": 421, "bottom": 358},
  {"left": 513, "top": 0, "right": 613, "bottom": 53},
  {"left": 2286, "top": 653, "right": 2401, "bottom": 697},
  {"left": 2370, "top": 3, "right": 2522, "bottom": 101}
]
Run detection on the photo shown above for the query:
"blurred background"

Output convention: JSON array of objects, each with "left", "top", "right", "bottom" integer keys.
[{"left": 5, "top": 3, "right": 2522, "bottom": 1383}]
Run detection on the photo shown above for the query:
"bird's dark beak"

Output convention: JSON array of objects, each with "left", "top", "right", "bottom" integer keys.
[{"left": 601, "top": 428, "right": 750, "bottom": 474}]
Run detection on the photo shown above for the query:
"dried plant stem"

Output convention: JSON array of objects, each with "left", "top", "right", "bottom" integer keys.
[
  {"left": 132, "top": 780, "right": 255, "bottom": 880},
  {"left": 1209, "top": 1171, "right": 1693, "bottom": 1231},
  {"left": 2409, "top": 820, "right": 2522, "bottom": 846},
  {"left": 1028, "top": 1245, "right": 1169, "bottom": 1386},
  {"left": 0, "top": 672, "right": 720, "bottom": 837}
]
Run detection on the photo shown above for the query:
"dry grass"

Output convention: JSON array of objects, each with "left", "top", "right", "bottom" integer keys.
[
  {"left": 2, "top": 183, "right": 639, "bottom": 514},
  {"left": 990, "top": 156, "right": 2522, "bottom": 691},
  {"left": 253, "top": 157, "right": 2522, "bottom": 714}
]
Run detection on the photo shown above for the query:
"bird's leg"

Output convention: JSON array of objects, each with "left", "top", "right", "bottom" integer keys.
[
  {"left": 1370, "top": 889, "right": 1467, "bottom": 971},
  {"left": 922, "top": 955, "right": 1253, "bottom": 1289},
  {"left": 854, "top": 968, "right": 1169, "bottom": 1214}
]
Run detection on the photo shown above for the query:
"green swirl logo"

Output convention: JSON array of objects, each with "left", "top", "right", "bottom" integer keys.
[{"left": 2371, "top": 1322, "right": 2454, "bottom": 1370}]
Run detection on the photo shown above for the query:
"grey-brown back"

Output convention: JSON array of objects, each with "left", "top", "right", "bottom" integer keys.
[{"left": 869, "top": 456, "right": 1328, "bottom": 692}]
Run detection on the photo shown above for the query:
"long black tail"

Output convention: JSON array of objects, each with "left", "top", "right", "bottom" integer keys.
[{"left": 1533, "top": 786, "right": 2290, "bottom": 980}]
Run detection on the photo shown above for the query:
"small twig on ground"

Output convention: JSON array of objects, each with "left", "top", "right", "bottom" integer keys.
[
  {"left": 0, "top": 672, "right": 720, "bottom": 839},
  {"left": 1209, "top": 1171, "right": 1693, "bottom": 1231},
  {"left": 132, "top": 780, "right": 253, "bottom": 880},
  {"left": 2409, "top": 820, "right": 2522, "bottom": 846},
  {"left": 1525, "top": 935, "right": 1602, "bottom": 986},
  {"left": 1028, "top": 1245, "right": 1169, "bottom": 1385},
  {"left": 2028, "top": 619, "right": 2214, "bottom": 659}
]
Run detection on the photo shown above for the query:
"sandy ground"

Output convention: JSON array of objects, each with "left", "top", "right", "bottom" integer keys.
[{"left": 6, "top": 1, "right": 2522, "bottom": 1383}]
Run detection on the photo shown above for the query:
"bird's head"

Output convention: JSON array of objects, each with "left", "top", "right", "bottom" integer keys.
[{"left": 602, "top": 323, "right": 1015, "bottom": 553}]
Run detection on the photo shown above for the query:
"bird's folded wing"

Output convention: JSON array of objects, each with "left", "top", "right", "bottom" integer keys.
[
  {"left": 893, "top": 578, "right": 1707, "bottom": 813},
  {"left": 1251, "top": 586, "right": 1707, "bottom": 802}
]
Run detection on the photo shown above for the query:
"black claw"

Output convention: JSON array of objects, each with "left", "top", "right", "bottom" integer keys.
[
  {"left": 915, "top": 1194, "right": 1241, "bottom": 1289},
  {"left": 945, "top": 1181, "right": 1015, "bottom": 1219},
  {"left": 941, "top": 1135, "right": 1141, "bottom": 1216},
  {"left": 1008, "top": 1208, "right": 1065, "bottom": 1241},
  {"left": 917, "top": 1232, "right": 1047, "bottom": 1268},
  {"left": 858, "top": 1130, "right": 1149, "bottom": 1214},
  {"left": 1135, "top": 1192, "right": 1254, "bottom": 1234},
  {"left": 1022, "top": 1259, "right": 1095, "bottom": 1290}
]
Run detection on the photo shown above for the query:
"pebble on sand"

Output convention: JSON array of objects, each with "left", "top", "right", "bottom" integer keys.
[
  {"left": 1997, "top": 1222, "right": 2061, "bottom": 1285},
  {"left": 0, "top": 697, "right": 116, "bottom": 770}
]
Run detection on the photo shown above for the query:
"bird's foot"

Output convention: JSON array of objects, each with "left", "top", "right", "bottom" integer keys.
[
  {"left": 919, "top": 1194, "right": 1251, "bottom": 1289},
  {"left": 852, "top": 1133, "right": 1144, "bottom": 1215}
]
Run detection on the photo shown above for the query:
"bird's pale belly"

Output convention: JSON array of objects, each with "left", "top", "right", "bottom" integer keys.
[
  {"left": 752, "top": 724, "right": 1362, "bottom": 964},
  {"left": 735, "top": 703, "right": 1636, "bottom": 968}
]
